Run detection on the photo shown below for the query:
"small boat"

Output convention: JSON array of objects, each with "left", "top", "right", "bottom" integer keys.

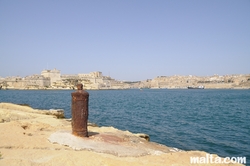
[{"left": 187, "top": 86, "right": 205, "bottom": 89}]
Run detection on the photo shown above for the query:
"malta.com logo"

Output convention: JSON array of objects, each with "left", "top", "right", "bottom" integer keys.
[{"left": 190, "top": 154, "right": 246, "bottom": 164}]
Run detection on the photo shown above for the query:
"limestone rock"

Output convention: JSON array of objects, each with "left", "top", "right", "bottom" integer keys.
[
  {"left": 0, "top": 103, "right": 245, "bottom": 166},
  {"left": 0, "top": 103, "right": 65, "bottom": 122}
]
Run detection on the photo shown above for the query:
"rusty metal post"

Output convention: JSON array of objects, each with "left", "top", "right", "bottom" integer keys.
[{"left": 71, "top": 83, "right": 89, "bottom": 137}]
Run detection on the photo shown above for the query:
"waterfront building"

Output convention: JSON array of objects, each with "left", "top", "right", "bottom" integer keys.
[
  {"left": 41, "top": 69, "right": 61, "bottom": 85},
  {"left": 24, "top": 75, "right": 50, "bottom": 88}
]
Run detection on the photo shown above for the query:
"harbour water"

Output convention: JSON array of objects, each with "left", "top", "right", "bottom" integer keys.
[{"left": 0, "top": 89, "right": 249, "bottom": 162}]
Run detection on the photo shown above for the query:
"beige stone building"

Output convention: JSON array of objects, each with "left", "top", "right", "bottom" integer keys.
[
  {"left": 41, "top": 69, "right": 61, "bottom": 85},
  {"left": 0, "top": 75, "right": 50, "bottom": 89},
  {"left": 24, "top": 75, "right": 50, "bottom": 89}
]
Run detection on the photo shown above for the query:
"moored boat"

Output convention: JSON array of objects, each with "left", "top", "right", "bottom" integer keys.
[{"left": 187, "top": 85, "right": 205, "bottom": 89}]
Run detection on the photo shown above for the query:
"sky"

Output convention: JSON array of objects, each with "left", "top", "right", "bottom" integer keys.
[{"left": 0, "top": 0, "right": 250, "bottom": 81}]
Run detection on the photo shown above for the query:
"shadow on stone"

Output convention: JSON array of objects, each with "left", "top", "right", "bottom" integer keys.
[{"left": 88, "top": 132, "right": 99, "bottom": 137}]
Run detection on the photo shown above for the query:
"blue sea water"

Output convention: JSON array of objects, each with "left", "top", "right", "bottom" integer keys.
[{"left": 0, "top": 89, "right": 249, "bottom": 163}]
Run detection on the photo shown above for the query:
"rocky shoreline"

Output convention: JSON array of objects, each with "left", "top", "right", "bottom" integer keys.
[{"left": 0, "top": 103, "right": 245, "bottom": 165}]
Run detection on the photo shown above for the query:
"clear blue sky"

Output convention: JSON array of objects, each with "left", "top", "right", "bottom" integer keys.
[{"left": 1, "top": 0, "right": 250, "bottom": 81}]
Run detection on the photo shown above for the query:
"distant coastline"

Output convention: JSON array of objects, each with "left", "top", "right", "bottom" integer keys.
[
  {"left": 0, "top": 69, "right": 250, "bottom": 90},
  {"left": 0, "top": 87, "right": 250, "bottom": 90}
]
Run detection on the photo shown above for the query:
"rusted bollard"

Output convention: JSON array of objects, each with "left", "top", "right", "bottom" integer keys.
[{"left": 71, "top": 83, "right": 89, "bottom": 137}]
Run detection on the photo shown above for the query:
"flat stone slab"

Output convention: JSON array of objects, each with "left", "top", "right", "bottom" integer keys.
[{"left": 48, "top": 130, "right": 180, "bottom": 157}]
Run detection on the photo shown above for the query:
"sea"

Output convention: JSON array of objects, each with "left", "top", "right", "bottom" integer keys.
[{"left": 0, "top": 89, "right": 249, "bottom": 163}]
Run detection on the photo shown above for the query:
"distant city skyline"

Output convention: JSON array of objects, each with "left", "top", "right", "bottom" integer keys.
[
  {"left": 1, "top": 68, "right": 249, "bottom": 82},
  {"left": 1, "top": 0, "right": 250, "bottom": 81}
]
